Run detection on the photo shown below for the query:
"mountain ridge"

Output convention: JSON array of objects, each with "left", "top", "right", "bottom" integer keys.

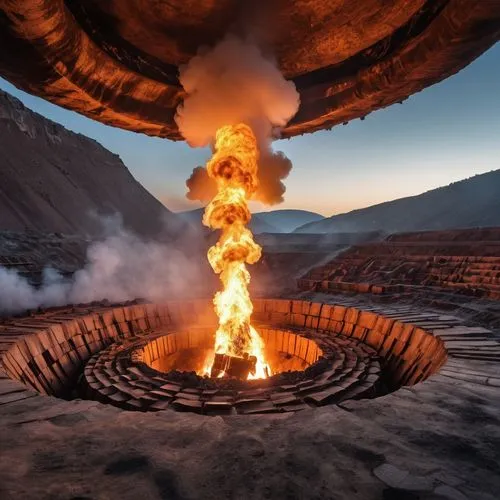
[
  {"left": 177, "top": 208, "right": 280, "bottom": 234},
  {"left": 254, "top": 209, "right": 324, "bottom": 233},
  {"left": 178, "top": 208, "right": 324, "bottom": 234},
  {"left": 0, "top": 89, "right": 182, "bottom": 238},
  {"left": 295, "top": 170, "right": 500, "bottom": 234}
]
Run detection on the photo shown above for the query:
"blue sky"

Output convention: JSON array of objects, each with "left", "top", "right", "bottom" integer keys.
[{"left": 1, "top": 43, "right": 498, "bottom": 216}]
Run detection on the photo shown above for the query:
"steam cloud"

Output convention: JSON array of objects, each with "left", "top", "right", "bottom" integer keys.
[
  {"left": 0, "top": 220, "right": 210, "bottom": 316},
  {"left": 0, "top": 38, "right": 298, "bottom": 314},
  {"left": 175, "top": 35, "right": 299, "bottom": 205}
]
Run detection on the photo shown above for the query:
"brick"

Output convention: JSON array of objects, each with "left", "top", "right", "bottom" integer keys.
[
  {"left": 159, "top": 383, "right": 182, "bottom": 393},
  {"left": 304, "top": 386, "right": 345, "bottom": 406},
  {"left": 204, "top": 401, "right": 233, "bottom": 413},
  {"left": 358, "top": 311, "right": 378, "bottom": 329},
  {"left": 171, "top": 398, "right": 203, "bottom": 412},
  {"left": 150, "top": 400, "right": 171, "bottom": 411},
  {"left": 332, "top": 306, "right": 346, "bottom": 321},
  {"left": 238, "top": 401, "right": 280, "bottom": 414},
  {"left": 310, "top": 302, "right": 322, "bottom": 316}
]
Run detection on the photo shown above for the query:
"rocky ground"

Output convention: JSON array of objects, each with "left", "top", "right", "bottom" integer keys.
[
  {"left": 1, "top": 292, "right": 500, "bottom": 500},
  {"left": 1, "top": 228, "right": 500, "bottom": 499},
  {"left": 0, "top": 374, "right": 499, "bottom": 500}
]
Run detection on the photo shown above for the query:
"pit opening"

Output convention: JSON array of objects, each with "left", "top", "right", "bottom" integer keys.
[
  {"left": 80, "top": 324, "right": 381, "bottom": 413},
  {"left": 141, "top": 327, "right": 322, "bottom": 379},
  {"left": 1, "top": 299, "right": 448, "bottom": 415}
]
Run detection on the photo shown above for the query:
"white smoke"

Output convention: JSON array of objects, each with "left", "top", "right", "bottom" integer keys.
[
  {"left": 175, "top": 35, "right": 300, "bottom": 205},
  {"left": 0, "top": 221, "right": 211, "bottom": 316}
]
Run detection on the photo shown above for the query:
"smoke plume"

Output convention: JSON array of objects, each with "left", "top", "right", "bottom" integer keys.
[
  {"left": 185, "top": 166, "right": 217, "bottom": 202},
  {"left": 175, "top": 35, "right": 299, "bottom": 206},
  {"left": 0, "top": 220, "right": 211, "bottom": 316}
]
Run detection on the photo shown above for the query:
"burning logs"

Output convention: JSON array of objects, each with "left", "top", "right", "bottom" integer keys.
[{"left": 210, "top": 352, "right": 258, "bottom": 379}]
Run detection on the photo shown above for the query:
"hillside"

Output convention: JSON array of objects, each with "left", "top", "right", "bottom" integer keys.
[
  {"left": 179, "top": 208, "right": 324, "bottom": 234},
  {"left": 254, "top": 210, "right": 324, "bottom": 233},
  {"left": 178, "top": 208, "right": 280, "bottom": 234},
  {"left": 295, "top": 170, "right": 500, "bottom": 234},
  {"left": 0, "top": 89, "right": 182, "bottom": 238}
]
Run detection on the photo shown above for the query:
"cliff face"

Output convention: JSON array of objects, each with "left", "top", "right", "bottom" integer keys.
[
  {"left": 295, "top": 170, "right": 500, "bottom": 234},
  {"left": 0, "top": 89, "right": 181, "bottom": 237}
]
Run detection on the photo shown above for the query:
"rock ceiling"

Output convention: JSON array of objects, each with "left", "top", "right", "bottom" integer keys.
[{"left": 0, "top": 0, "right": 499, "bottom": 140}]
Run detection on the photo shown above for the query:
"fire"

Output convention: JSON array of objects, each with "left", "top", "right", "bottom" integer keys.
[{"left": 201, "top": 124, "right": 270, "bottom": 379}]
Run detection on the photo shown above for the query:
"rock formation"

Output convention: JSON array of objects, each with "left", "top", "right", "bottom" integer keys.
[
  {"left": 0, "top": 89, "right": 182, "bottom": 237},
  {"left": 0, "top": 1, "right": 498, "bottom": 139}
]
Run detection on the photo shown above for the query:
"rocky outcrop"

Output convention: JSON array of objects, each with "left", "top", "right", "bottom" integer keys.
[
  {"left": 0, "top": 1, "right": 498, "bottom": 139},
  {"left": 0, "top": 89, "right": 182, "bottom": 237}
]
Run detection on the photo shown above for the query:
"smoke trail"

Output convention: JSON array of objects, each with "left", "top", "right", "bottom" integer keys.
[
  {"left": 175, "top": 35, "right": 299, "bottom": 205},
  {"left": 0, "top": 222, "right": 211, "bottom": 316}
]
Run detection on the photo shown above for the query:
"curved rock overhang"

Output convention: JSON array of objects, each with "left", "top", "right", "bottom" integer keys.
[{"left": 0, "top": 0, "right": 499, "bottom": 139}]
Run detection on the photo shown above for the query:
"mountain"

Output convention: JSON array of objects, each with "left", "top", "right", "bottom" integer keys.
[
  {"left": 179, "top": 208, "right": 324, "bottom": 234},
  {"left": 177, "top": 208, "right": 207, "bottom": 231},
  {"left": 295, "top": 170, "right": 500, "bottom": 234},
  {"left": 178, "top": 208, "right": 280, "bottom": 234},
  {"left": 0, "top": 89, "right": 182, "bottom": 238},
  {"left": 253, "top": 210, "right": 324, "bottom": 233}
]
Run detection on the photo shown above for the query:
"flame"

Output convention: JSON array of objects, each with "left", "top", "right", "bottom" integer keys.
[{"left": 201, "top": 124, "right": 270, "bottom": 379}]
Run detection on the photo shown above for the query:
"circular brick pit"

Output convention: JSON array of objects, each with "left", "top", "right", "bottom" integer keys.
[
  {"left": 80, "top": 326, "right": 381, "bottom": 414},
  {"left": 1, "top": 299, "right": 447, "bottom": 416}
]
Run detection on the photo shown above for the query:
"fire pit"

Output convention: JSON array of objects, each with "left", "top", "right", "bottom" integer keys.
[
  {"left": 80, "top": 325, "right": 381, "bottom": 414},
  {"left": 139, "top": 326, "right": 321, "bottom": 378},
  {"left": 0, "top": 298, "right": 448, "bottom": 416}
]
